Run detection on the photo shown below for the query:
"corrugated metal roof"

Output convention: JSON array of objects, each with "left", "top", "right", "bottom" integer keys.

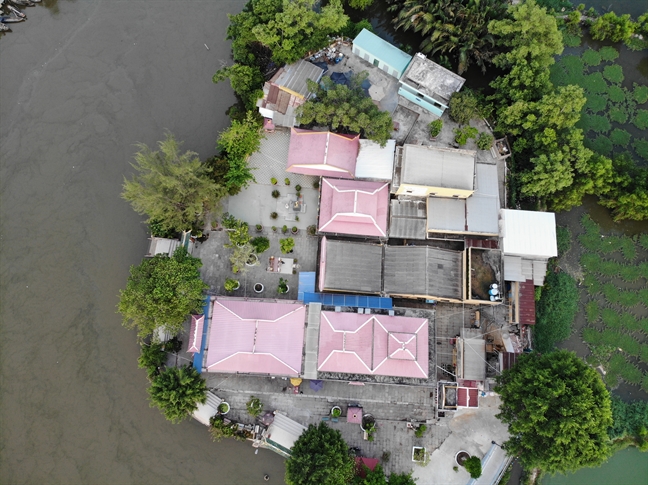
[
  {"left": 320, "top": 239, "right": 383, "bottom": 294},
  {"left": 521, "top": 259, "right": 533, "bottom": 280},
  {"left": 192, "top": 391, "right": 223, "bottom": 426},
  {"left": 466, "top": 195, "right": 499, "bottom": 235},
  {"left": 427, "top": 198, "right": 466, "bottom": 232},
  {"left": 267, "top": 84, "right": 279, "bottom": 104},
  {"left": 533, "top": 260, "right": 547, "bottom": 286},
  {"left": 500, "top": 352, "right": 519, "bottom": 371},
  {"left": 274, "top": 60, "right": 324, "bottom": 98},
  {"left": 389, "top": 199, "right": 427, "bottom": 240},
  {"left": 504, "top": 255, "right": 525, "bottom": 282},
  {"left": 459, "top": 328, "right": 485, "bottom": 381},
  {"left": 318, "top": 312, "right": 428, "bottom": 378},
  {"left": 353, "top": 29, "right": 412, "bottom": 75},
  {"left": 519, "top": 280, "right": 536, "bottom": 325},
  {"left": 276, "top": 90, "right": 291, "bottom": 114},
  {"left": 266, "top": 413, "right": 307, "bottom": 453},
  {"left": 501, "top": 209, "right": 558, "bottom": 259},
  {"left": 188, "top": 315, "right": 204, "bottom": 353},
  {"left": 355, "top": 139, "right": 396, "bottom": 181},
  {"left": 401, "top": 145, "right": 475, "bottom": 190}
]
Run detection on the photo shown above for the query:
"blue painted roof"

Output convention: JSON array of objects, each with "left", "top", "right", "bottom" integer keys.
[
  {"left": 353, "top": 29, "right": 412, "bottom": 74},
  {"left": 302, "top": 292, "right": 393, "bottom": 310}
]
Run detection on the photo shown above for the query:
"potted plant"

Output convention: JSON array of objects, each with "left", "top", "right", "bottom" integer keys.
[
  {"left": 218, "top": 402, "right": 230, "bottom": 415},
  {"left": 271, "top": 177, "right": 278, "bottom": 185},
  {"left": 224, "top": 278, "right": 240, "bottom": 292},
  {"left": 277, "top": 277, "right": 289, "bottom": 294},
  {"left": 361, "top": 413, "right": 375, "bottom": 431},
  {"left": 295, "top": 216, "right": 299, "bottom": 222},
  {"left": 295, "top": 184, "right": 302, "bottom": 192},
  {"left": 254, "top": 283, "right": 264, "bottom": 293},
  {"left": 477, "top": 132, "right": 494, "bottom": 150},
  {"left": 281, "top": 225, "right": 288, "bottom": 234},
  {"left": 415, "top": 424, "right": 427, "bottom": 438},
  {"left": 307, "top": 225, "right": 317, "bottom": 236},
  {"left": 279, "top": 237, "right": 294, "bottom": 254},
  {"left": 255, "top": 224, "right": 263, "bottom": 232},
  {"left": 331, "top": 406, "right": 342, "bottom": 418},
  {"left": 284, "top": 178, "right": 291, "bottom": 186},
  {"left": 428, "top": 119, "right": 443, "bottom": 139},
  {"left": 455, "top": 451, "right": 470, "bottom": 466},
  {"left": 464, "top": 456, "right": 482, "bottom": 479},
  {"left": 246, "top": 396, "right": 263, "bottom": 418},
  {"left": 230, "top": 243, "right": 255, "bottom": 273},
  {"left": 246, "top": 252, "right": 259, "bottom": 267},
  {"left": 251, "top": 236, "right": 270, "bottom": 254},
  {"left": 412, "top": 447, "right": 427, "bottom": 463},
  {"left": 272, "top": 189, "right": 280, "bottom": 199},
  {"left": 225, "top": 221, "right": 250, "bottom": 248},
  {"left": 270, "top": 212, "right": 278, "bottom": 220},
  {"left": 291, "top": 226, "right": 299, "bottom": 234},
  {"left": 313, "top": 180, "right": 320, "bottom": 189},
  {"left": 272, "top": 226, "right": 277, "bottom": 233}
]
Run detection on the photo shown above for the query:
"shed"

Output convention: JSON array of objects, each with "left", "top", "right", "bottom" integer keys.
[
  {"left": 318, "top": 178, "right": 390, "bottom": 238},
  {"left": 264, "top": 412, "right": 307, "bottom": 457},
  {"left": 389, "top": 199, "right": 427, "bottom": 240},
  {"left": 146, "top": 237, "right": 180, "bottom": 257},
  {"left": 286, "top": 128, "right": 359, "bottom": 178},
  {"left": 352, "top": 29, "right": 412, "bottom": 79},
  {"left": 355, "top": 139, "right": 396, "bottom": 181},
  {"left": 192, "top": 391, "right": 223, "bottom": 426},
  {"left": 457, "top": 328, "right": 485, "bottom": 381},
  {"left": 395, "top": 145, "right": 475, "bottom": 197},
  {"left": 318, "top": 238, "right": 383, "bottom": 294},
  {"left": 500, "top": 209, "right": 557, "bottom": 259}
]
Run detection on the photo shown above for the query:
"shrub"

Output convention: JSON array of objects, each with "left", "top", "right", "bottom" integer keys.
[
  {"left": 415, "top": 424, "right": 427, "bottom": 438},
  {"left": 562, "top": 32, "right": 581, "bottom": 47},
  {"left": 582, "top": 48, "right": 602, "bottom": 66},
  {"left": 560, "top": 55, "right": 585, "bottom": 79},
  {"left": 285, "top": 178, "right": 291, "bottom": 185},
  {"left": 607, "top": 85, "right": 625, "bottom": 103},
  {"left": 587, "top": 135, "right": 613, "bottom": 156},
  {"left": 246, "top": 396, "right": 263, "bottom": 417},
  {"left": 585, "top": 301, "right": 600, "bottom": 324},
  {"left": 534, "top": 271, "right": 578, "bottom": 352},
  {"left": 313, "top": 180, "right": 320, "bottom": 189},
  {"left": 271, "top": 177, "right": 277, "bottom": 185},
  {"left": 476, "top": 132, "right": 494, "bottom": 150},
  {"left": 270, "top": 211, "right": 278, "bottom": 219},
  {"left": 280, "top": 237, "right": 294, "bottom": 254},
  {"left": 464, "top": 456, "right": 482, "bottom": 479},
  {"left": 556, "top": 226, "right": 571, "bottom": 256},
  {"left": 295, "top": 184, "right": 302, "bottom": 192},
  {"left": 588, "top": 115, "right": 611, "bottom": 134},
  {"left": 250, "top": 236, "right": 270, "bottom": 254},
  {"left": 138, "top": 342, "right": 167, "bottom": 379},
  {"left": 224, "top": 278, "right": 239, "bottom": 292},
  {"left": 307, "top": 225, "right": 317, "bottom": 236},
  {"left": 610, "top": 128, "right": 631, "bottom": 147},
  {"left": 599, "top": 46, "right": 619, "bottom": 61},
  {"left": 454, "top": 126, "right": 479, "bottom": 146},
  {"left": 272, "top": 189, "right": 280, "bottom": 198},
  {"left": 428, "top": 119, "right": 443, "bottom": 138},
  {"left": 448, "top": 91, "right": 480, "bottom": 125},
  {"left": 603, "top": 65, "right": 624, "bottom": 84},
  {"left": 633, "top": 83, "right": 648, "bottom": 105}
]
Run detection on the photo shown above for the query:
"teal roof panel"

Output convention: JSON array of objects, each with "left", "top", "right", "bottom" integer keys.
[{"left": 353, "top": 29, "right": 412, "bottom": 74}]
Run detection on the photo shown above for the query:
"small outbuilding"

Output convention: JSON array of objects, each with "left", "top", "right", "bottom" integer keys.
[
  {"left": 354, "top": 139, "right": 396, "bottom": 181},
  {"left": 352, "top": 28, "right": 413, "bottom": 79},
  {"left": 318, "top": 237, "right": 383, "bottom": 294}
]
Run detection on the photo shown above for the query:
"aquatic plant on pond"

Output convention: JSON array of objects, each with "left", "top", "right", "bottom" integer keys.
[
  {"left": 632, "top": 110, "right": 648, "bottom": 130},
  {"left": 587, "top": 135, "right": 613, "bottom": 156},
  {"left": 583, "top": 72, "right": 607, "bottom": 94},
  {"left": 632, "top": 83, "right": 648, "bottom": 104},
  {"left": 585, "top": 93, "right": 607, "bottom": 113},
  {"left": 582, "top": 48, "right": 602, "bottom": 66},
  {"left": 603, "top": 65, "right": 624, "bottom": 84},
  {"left": 610, "top": 128, "right": 631, "bottom": 147},
  {"left": 588, "top": 115, "right": 611, "bottom": 134},
  {"left": 599, "top": 46, "right": 619, "bottom": 62},
  {"left": 608, "top": 107, "right": 628, "bottom": 124}
]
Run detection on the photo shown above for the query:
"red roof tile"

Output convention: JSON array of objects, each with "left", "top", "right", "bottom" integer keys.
[{"left": 519, "top": 280, "right": 536, "bottom": 325}]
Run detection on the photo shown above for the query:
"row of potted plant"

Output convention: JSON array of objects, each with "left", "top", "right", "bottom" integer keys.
[{"left": 271, "top": 178, "right": 320, "bottom": 190}]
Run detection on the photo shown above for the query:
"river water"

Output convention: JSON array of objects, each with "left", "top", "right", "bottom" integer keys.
[{"left": 0, "top": 1, "right": 286, "bottom": 483}]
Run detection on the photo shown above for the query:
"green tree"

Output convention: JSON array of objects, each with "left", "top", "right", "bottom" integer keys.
[
  {"left": 148, "top": 365, "right": 207, "bottom": 423},
  {"left": 122, "top": 133, "right": 225, "bottom": 233},
  {"left": 590, "top": 12, "right": 636, "bottom": 43},
  {"left": 212, "top": 63, "right": 265, "bottom": 111},
  {"left": 285, "top": 422, "right": 355, "bottom": 485},
  {"left": 534, "top": 270, "right": 578, "bottom": 352},
  {"left": 353, "top": 463, "right": 387, "bottom": 485},
  {"left": 393, "top": 0, "right": 507, "bottom": 74},
  {"left": 251, "top": 0, "right": 348, "bottom": 65},
  {"left": 386, "top": 472, "right": 417, "bottom": 485},
  {"left": 495, "top": 351, "right": 613, "bottom": 474},
  {"left": 226, "top": 0, "right": 282, "bottom": 64},
  {"left": 463, "top": 456, "right": 482, "bottom": 479},
  {"left": 489, "top": 0, "right": 563, "bottom": 103},
  {"left": 118, "top": 247, "right": 207, "bottom": 338},
  {"left": 348, "top": 0, "right": 373, "bottom": 9},
  {"left": 216, "top": 112, "right": 263, "bottom": 193},
  {"left": 138, "top": 342, "right": 167, "bottom": 379},
  {"left": 297, "top": 74, "right": 393, "bottom": 146},
  {"left": 448, "top": 90, "right": 481, "bottom": 125}
]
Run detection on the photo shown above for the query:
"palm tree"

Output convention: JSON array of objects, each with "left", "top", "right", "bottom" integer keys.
[
  {"left": 148, "top": 365, "right": 207, "bottom": 423},
  {"left": 393, "top": 0, "right": 506, "bottom": 74}
]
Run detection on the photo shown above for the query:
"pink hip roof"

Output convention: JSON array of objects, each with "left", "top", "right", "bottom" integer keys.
[
  {"left": 287, "top": 128, "right": 359, "bottom": 177},
  {"left": 188, "top": 314, "right": 204, "bottom": 353}
]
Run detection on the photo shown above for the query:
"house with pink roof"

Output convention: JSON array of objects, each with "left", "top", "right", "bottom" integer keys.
[
  {"left": 317, "top": 311, "right": 429, "bottom": 378},
  {"left": 286, "top": 128, "right": 360, "bottom": 179},
  {"left": 318, "top": 178, "right": 390, "bottom": 238},
  {"left": 204, "top": 299, "right": 306, "bottom": 376}
]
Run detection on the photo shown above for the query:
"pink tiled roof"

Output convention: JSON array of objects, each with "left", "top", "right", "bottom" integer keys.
[
  {"left": 318, "top": 178, "right": 389, "bottom": 237},
  {"left": 286, "top": 128, "right": 359, "bottom": 179},
  {"left": 188, "top": 315, "right": 205, "bottom": 353},
  {"left": 205, "top": 299, "right": 306, "bottom": 376},
  {"left": 318, "top": 312, "right": 428, "bottom": 378}
]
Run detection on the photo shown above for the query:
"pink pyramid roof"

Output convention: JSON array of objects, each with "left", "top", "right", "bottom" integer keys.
[
  {"left": 187, "top": 315, "right": 205, "bottom": 353},
  {"left": 286, "top": 128, "right": 359, "bottom": 178},
  {"left": 318, "top": 178, "right": 389, "bottom": 237},
  {"left": 205, "top": 299, "right": 306, "bottom": 376},
  {"left": 318, "top": 312, "right": 428, "bottom": 378}
]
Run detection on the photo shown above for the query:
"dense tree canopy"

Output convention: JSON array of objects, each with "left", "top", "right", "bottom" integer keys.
[
  {"left": 148, "top": 365, "right": 207, "bottom": 423},
  {"left": 495, "top": 351, "right": 613, "bottom": 474},
  {"left": 533, "top": 270, "right": 578, "bottom": 352},
  {"left": 297, "top": 74, "right": 393, "bottom": 146},
  {"left": 121, "top": 133, "right": 225, "bottom": 233},
  {"left": 118, "top": 247, "right": 207, "bottom": 339},
  {"left": 212, "top": 63, "right": 265, "bottom": 111},
  {"left": 393, "top": 0, "right": 507, "bottom": 74},
  {"left": 285, "top": 422, "right": 355, "bottom": 485}
]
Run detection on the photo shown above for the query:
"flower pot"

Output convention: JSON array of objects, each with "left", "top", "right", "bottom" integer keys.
[
  {"left": 455, "top": 451, "right": 470, "bottom": 466},
  {"left": 331, "top": 406, "right": 342, "bottom": 418},
  {"left": 218, "top": 402, "right": 230, "bottom": 415},
  {"left": 246, "top": 253, "right": 259, "bottom": 266},
  {"left": 254, "top": 283, "right": 264, "bottom": 293},
  {"left": 291, "top": 228, "right": 299, "bottom": 235},
  {"left": 412, "top": 446, "right": 426, "bottom": 462},
  {"left": 360, "top": 413, "right": 375, "bottom": 431}
]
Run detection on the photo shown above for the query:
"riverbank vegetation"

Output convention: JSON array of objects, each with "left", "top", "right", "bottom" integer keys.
[{"left": 147, "top": 365, "right": 207, "bottom": 423}]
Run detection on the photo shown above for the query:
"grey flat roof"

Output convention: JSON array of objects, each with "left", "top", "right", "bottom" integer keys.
[
  {"left": 427, "top": 198, "right": 466, "bottom": 233},
  {"left": 322, "top": 239, "right": 383, "bottom": 294},
  {"left": 273, "top": 60, "right": 324, "bottom": 97},
  {"left": 389, "top": 199, "right": 427, "bottom": 240},
  {"left": 355, "top": 139, "right": 396, "bottom": 181},
  {"left": 401, "top": 145, "right": 475, "bottom": 190},
  {"left": 400, "top": 53, "right": 466, "bottom": 103},
  {"left": 384, "top": 246, "right": 462, "bottom": 299}
]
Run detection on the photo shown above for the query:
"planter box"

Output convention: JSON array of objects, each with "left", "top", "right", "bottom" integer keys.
[{"left": 412, "top": 446, "right": 426, "bottom": 462}]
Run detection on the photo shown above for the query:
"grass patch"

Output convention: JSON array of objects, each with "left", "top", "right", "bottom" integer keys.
[
  {"left": 603, "top": 65, "right": 624, "bottom": 84},
  {"left": 582, "top": 48, "right": 602, "bottom": 66},
  {"left": 606, "top": 85, "right": 625, "bottom": 103},
  {"left": 583, "top": 72, "right": 608, "bottom": 94},
  {"left": 587, "top": 135, "right": 613, "bottom": 155},
  {"left": 608, "top": 107, "right": 628, "bottom": 124},
  {"left": 632, "top": 110, "right": 648, "bottom": 130},
  {"left": 632, "top": 138, "right": 648, "bottom": 162},
  {"left": 633, "top": 83, "right": 648, "bottom": 105},
  {"left": 609, "top": 128, "right": 631, "bottom": 147},
  {"left": 599, "top": 46, "right": 619, "bottom": 62},
  {"left": 534, "top": 271, "right": 578, "bottom": 352},
  {"left": 585, "top": 93, "right": 608, "bottom": 113}
]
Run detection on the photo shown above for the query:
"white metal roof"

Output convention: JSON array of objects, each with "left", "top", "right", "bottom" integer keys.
[
  {"left": 355, "top": 139, "right": 396, "bottom": 181},
  {"left": 192, "top": 391, "right": 223, "bottom": 426},
  {"left": 401, "top": 145, "right": 475, "bottom": 190},
  {"left": 266, "top": 412, "right": 306, "bottom": 452},
  {"left": 500, "top": 209, "right": 557, "bottom": 259}
]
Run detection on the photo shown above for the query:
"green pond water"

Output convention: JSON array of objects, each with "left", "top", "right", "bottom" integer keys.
[{"left": 541, "top": 447, "right": 648, "bottom": 485}]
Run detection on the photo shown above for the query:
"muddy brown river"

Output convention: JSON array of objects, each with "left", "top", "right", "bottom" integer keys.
[{"left": 0, "top": 1, "right": 285, "bottom": 483}]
